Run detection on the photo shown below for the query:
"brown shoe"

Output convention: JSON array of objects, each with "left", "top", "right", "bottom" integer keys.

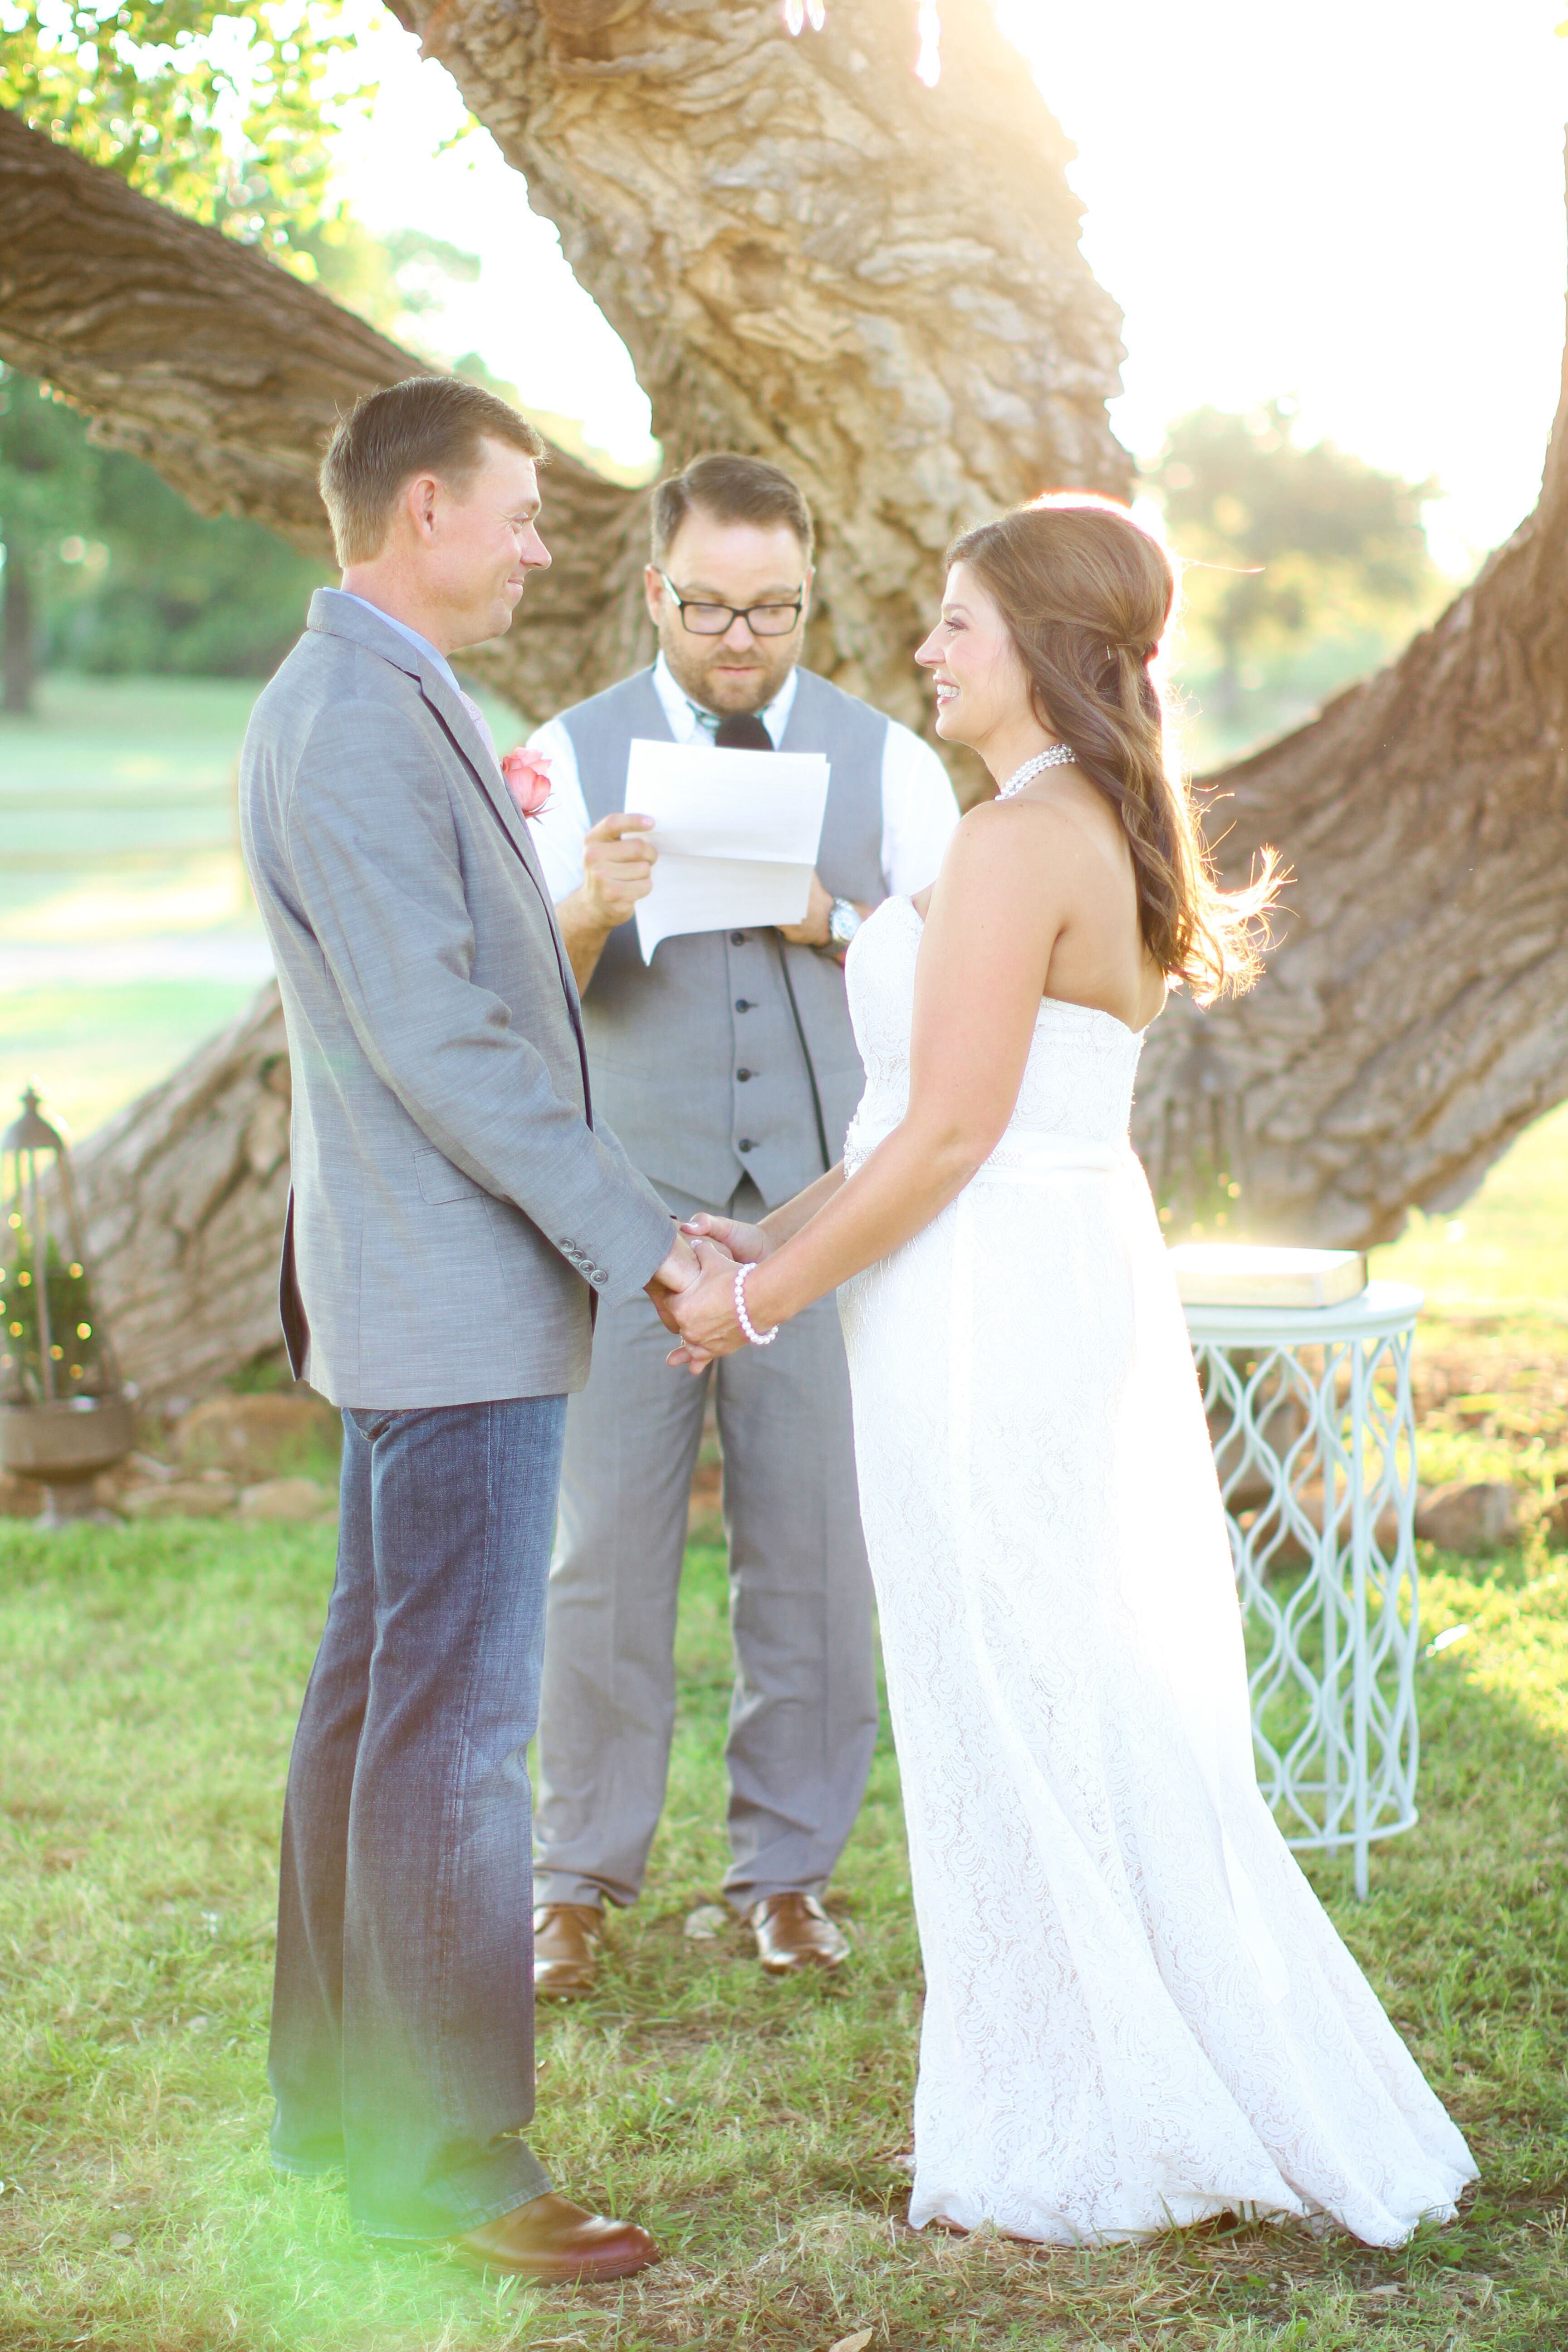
[
  {"left": 748, "top": 1891, "right": 850, "bottom": 1974},
  {"left": 451, "top": 2191, "right": 658, "bottom": 2281},
  {"left": 532, "top": 1902, "right": 603, "bottom": 1999}
]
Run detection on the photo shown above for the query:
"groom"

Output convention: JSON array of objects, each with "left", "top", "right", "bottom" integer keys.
[{"left": 238, "top": 375, "right": 695, "bottom": 2278}]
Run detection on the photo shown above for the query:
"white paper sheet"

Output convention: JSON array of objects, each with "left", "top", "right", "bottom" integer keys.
[{"left": 625, "top": 737, "right": 831, "bottom": 963}]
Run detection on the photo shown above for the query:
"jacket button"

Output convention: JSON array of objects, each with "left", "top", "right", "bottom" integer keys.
[
  {"left": 730, "top": 930, "right": 747, "bottom": 945},
  {"left": 737, "top": 1138, "right": 755, "bottom": 1152},
  {"left": 736, "top": 1068, "right": 753, "bottom": 1082},
  {"left": 735, "top": 998, "right": 755, "bottom": 1013}
]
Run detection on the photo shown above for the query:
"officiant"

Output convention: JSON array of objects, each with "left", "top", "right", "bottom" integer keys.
[{"left": 525, "top": 453, "right": 957, "bottom": 1992}]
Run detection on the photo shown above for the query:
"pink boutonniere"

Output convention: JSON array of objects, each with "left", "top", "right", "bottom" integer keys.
[{"left": 500, "top": 745, "right": 554, "bottom": 819}]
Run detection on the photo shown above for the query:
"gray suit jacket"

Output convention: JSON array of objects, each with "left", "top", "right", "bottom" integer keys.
[{"left": 239, "top": 589, "right": 675, "bottom": 1407}]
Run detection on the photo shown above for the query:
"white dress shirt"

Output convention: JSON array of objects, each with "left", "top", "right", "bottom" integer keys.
[{"left": 527, "top": 653, "right": 960, "bottom": 906}]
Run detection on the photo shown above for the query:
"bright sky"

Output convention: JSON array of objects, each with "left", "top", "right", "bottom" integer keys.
[{"left": 330, "top": 0, "right": 1568, "bottom": 570}]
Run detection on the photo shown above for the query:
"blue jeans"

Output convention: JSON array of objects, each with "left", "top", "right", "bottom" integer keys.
[{"left": 269, "top": 1396, "right": 566, "bottom": 2239}]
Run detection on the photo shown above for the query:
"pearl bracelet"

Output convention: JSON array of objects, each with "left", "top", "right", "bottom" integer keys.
[{"left": 734, "top": 1261, "right": 780, "bottom": 1347}]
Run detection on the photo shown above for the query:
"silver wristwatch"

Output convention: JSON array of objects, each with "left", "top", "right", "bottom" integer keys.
[{"left": 827, "top": 897, "right": 862, "bottom": 951}]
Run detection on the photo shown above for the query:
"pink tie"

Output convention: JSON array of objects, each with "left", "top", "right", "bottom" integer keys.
[{"left": 459, "top": 689, "right": 500, "bottom": 770}]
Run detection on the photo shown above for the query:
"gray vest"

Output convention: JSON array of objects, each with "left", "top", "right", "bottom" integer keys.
[{"left": 561, "top": 666, "right": 888, "bottom": 1206}]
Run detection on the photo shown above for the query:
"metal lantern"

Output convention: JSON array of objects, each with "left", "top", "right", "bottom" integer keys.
[{"left": 0, "top": 1087, "right": 133, "bottom": 1524}]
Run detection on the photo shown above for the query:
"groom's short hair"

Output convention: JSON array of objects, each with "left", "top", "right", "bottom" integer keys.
[
  {"left": 320, "top": 376, "right": 545, "bottom": 564},
  {"left": 650, "top": 453, "right": 814, "bottom": 566}
]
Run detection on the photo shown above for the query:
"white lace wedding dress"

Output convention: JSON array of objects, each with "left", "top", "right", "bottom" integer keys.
[{"left": 837, "top": 896, "right": 1476, "bottom": 2247}]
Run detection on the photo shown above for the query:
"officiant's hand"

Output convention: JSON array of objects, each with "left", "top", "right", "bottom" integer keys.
[
  {"left": 581, "top": 811, "right": 657, "bottom": 927},
  {"left": 559, "top": 812, "right": 659, "bottom": 990},
  {"left": 775, "top": 870, "right": 834, "bottom": 948}
]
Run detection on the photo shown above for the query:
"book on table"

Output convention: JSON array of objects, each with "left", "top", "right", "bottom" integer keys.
[{"left": 1167, "top": 1243, "right": 1369, "bottom": 1309}]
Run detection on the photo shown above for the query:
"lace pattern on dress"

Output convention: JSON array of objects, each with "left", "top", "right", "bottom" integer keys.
[{"left": 833, "top": 897, "right": 1477, "bottom": 2247}]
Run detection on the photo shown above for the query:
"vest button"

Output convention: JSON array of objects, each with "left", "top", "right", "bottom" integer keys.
[
  {"left": 730, "top": 931, "right": 747, "bottom": 945},
  {"left": 736, "top": 1068, "right": 753, "bottom": 1082},
  {"left": 737, "top": 1138, "right": 755, "bottom": 1152}
]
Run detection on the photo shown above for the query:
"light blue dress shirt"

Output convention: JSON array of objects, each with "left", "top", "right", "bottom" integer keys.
[{"left": 328, "top": 589, "right": 462, "bottom": 698}]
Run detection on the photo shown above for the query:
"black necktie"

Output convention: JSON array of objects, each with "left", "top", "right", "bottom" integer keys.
[{"left": 714, "top": 713, "right": 774, "bottom": 751}]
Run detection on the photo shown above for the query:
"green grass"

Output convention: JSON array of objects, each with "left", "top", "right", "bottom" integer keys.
[
  {"left": 1, "top": 1519, "right": 1565, "bottom": 2350},
  {"left": 1374, "top": 1102, "right": 1568, "bottom": 1325}
]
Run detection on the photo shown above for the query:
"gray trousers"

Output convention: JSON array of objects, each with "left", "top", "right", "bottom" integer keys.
[{"left": 534, "top": 1181, "right": 877, "bottom": 1913}]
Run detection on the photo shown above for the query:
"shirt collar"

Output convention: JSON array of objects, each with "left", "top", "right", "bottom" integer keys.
[
  {"left": 328, "top": 589, "right": 462, "bottom": 697},
  {"left": 651, "top": 650, "right": 799, "bottom": 748}
]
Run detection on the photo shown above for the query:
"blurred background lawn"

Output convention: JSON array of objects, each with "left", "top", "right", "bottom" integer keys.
[{"left": 0, "top": 671, "right": 528, "bottom": 1140}]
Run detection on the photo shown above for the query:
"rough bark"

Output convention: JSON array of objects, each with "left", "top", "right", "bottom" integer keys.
[
  {"left": 1134, "top": 299, "right": 1568, "bottom": 1245},
  {"left": 66, "top": 989, "right": 293, "bottom": 1410},
  {"left": 3, "top": 54, "right": 1567, "bottom": 1396},
  {"left": 0, "top": 104, "right": 651, "bottom": 723},
  {"left": 388, "top": 0, "right": 1130, "bottom": 737}
]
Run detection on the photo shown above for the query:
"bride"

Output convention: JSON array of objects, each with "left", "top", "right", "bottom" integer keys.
[{"left": 662, "top": 494, "right": 1476, "bottom": 2247}]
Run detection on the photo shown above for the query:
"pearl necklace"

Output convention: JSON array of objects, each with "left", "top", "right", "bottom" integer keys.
[{"left": 998, "top": 745, "right": 1077, "bottom": 799}]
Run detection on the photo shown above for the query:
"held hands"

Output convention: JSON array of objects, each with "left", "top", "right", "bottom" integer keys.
[
  {"left": 662, "top": 1211, "right": 773, "bottom": 1373},
  {"left": 680, "top": 1211, "right": 771, "bottom": 1264},
  {"left": 645, "top": 1229, "right": 703, "bottom": 1333},
  {"left": 664, "top": 1238, "right": 753, "bottom": 1372}
]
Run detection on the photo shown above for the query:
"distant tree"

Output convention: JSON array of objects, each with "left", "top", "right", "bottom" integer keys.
[
  {"left": 0, "top": 372, "right": 97, "bottom": 710},
  {"left": 0, "top": 364, "right": 332, "bottom": 689},
  {"left": 1150, "top": 402, "right": 1444, "bottom": 712}
]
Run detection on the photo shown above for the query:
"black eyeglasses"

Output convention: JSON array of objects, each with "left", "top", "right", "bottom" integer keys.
[{"left": 657, "top": 573, "right": 806, "bottom": 637}]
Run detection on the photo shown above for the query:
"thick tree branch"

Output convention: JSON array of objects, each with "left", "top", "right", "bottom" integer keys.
[
  {"left": 1134, "top": 197, "right": 1568, "bottom": 1245},
  {"left": 0, "top": 104, "right": 649, "bottom": 721}
]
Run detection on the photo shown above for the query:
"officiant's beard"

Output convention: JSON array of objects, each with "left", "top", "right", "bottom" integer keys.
[{"left": 657, "top": 623, "right": 801, "bottom": 719}]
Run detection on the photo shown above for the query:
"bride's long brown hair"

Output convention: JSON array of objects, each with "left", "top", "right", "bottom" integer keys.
[{"left": 947, "top": 494, "right": 1281, "bottom": 1002}]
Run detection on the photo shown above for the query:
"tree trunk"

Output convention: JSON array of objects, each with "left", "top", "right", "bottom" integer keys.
[
  {"left": 387, "top": 0, "right": 1130, "bottom": 742},
  {"left": 66, "top": 987, "right": 293, "bottom": 1411},
  {"left": 1134, "top": 299, "right": 1568, "bottom": 1245},
  {"left": 1, "top": 534, "right": 34, "bottom": 712},
  {"left": 3, "top": 64, "right": 1567, "bottom": 1396}
]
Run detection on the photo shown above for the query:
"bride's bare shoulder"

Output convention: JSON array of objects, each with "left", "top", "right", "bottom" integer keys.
[
  {"left": 951, "top": 787, "right": 1092, "bottom": 875},
  {"left": 916, "top": 790, "right": 1092, "bottom": 927}
]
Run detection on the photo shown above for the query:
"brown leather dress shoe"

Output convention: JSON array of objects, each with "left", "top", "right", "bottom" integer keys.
[
  {"left": 532, "top": 1902, "right": 603, "bottom": 1999},
  {"left": 748, "top": 1891, "right": 850, "bottom": 1974},
  {"left": 451, "top": 2192, "right": 658, "bottom": 2281}
]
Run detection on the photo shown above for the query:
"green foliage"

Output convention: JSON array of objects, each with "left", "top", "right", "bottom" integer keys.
[
  {"left": 0, "top": 0, "right": 377, "bottom": 249},
  {"left": 0, "top": 1519, "right": 1565, "bottom": 2346},
  {"left": 1152, "top": 401, "right": 1447, "bottom": 714},
  {"left": 0, "top": 201, "right": 486, "bottom": 680},
  {"left": 300, "top": 218, "right": 482, "bottom": 336},
  {"left": 0, "top": 368, "right": 333, "bottom": 677}
]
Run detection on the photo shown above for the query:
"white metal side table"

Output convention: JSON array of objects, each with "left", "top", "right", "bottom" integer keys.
[{"left": 1184, "top": 1281, "right": 1425, "bottom": 1899}]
